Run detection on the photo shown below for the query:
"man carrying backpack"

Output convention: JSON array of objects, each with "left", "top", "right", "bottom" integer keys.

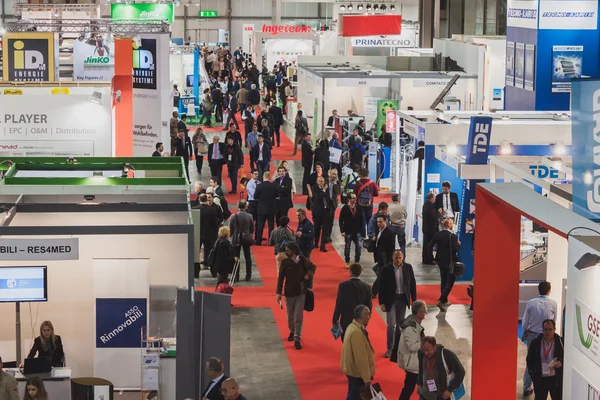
[
  {"left": 341, "top": 164, "right": 361, "bottom": 205},
  {"left": 354, "top": 168, "right": 379, "bottom": 238},
  {"left": 292, "top": 110, "right": 309, "bottom": 156}
]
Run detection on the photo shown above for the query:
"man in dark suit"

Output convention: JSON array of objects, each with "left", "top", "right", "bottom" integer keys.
[
  {"left": 414, "top": 140, "right": 424, "bottom": 191},
  {"left": 254, "top": 171, "right": 278, "bottom": 245},
  {"left": 379, "top": 250, "right": 417, "bottom": 358},
  {"left": 225, "top": 136, "right": 244, "bottom": 195},
  {"left": 435, "top": 181, "right": 460, "bottom": 225},
  {"left": 311, "top": 176, "right": 332, "bottom": 252},
  {"left": 275, "top": 166, "right": 293, "bottom": 222},
  {"left": 152, "top": 142, "right": 163, "bottom": 157},
  {"left": 371, "top": 215, "right": 397, "bottom": 298},
  {"left": 428, "top": 218, "right": 460, "bottom": 312},
  {"left": 268, "top": 102, "right": 284, "bottom": 147},
  {"left": 197, "top": 195, "right": 219, "bottom": 277},
  {"left": 202, "top": 357, "right": 227, "bottom": 400},
  {"left": 422, "top": 191, "right": 438, "bottom": 265},
  {"left": 332, "top": 263, "right": 372, "bottom": 339},
  {"left": 301, "top": 133, "right": 314, "bottom": 195},
  {"left": 211, "top": 85, "right": 223, "bottom": 122},
  {"left": 325, "top": 168, "right": 342, "bottom": 243},
  {"left": 251, "top": 134, "right": 272, "bottom": 179},
  {"left": 174, "top": 130, "right": 193, "bottom": 184},
  {"left": 207, "top": 135, "right": 227, "bottom": 183}
]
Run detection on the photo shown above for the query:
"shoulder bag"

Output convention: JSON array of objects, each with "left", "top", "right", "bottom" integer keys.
[
  {"left": 449, "top": 232, "right": 465, "bottom": 277},
  {"left": 441, "top": 349, "right": 466, "bottom": 400}
]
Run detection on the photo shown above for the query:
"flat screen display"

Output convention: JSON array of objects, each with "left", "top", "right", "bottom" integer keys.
[
  {"left": 186, "top": 75, "right": 194, "bottom": 87},
  {"left": 0, "top": 266, "right": 47, "bottom": 303}
]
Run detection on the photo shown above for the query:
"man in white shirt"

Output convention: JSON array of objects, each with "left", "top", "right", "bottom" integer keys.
[
  {"left": 521, "top": 281, "right": 558, "bottom": 397},
  {"left": 434, "top": 181, "right": 460, "bottom": 228},
  {"left": 246, "top": 169, "right": 260, "bottom": 239}
]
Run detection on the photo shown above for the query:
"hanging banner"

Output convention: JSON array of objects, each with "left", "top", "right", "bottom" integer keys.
[
  {"left": 376, "top": 100, "right": 399, "bottom": 136},
  {"left": 2, "top": 33, "right": 57, "bottom": 82},
  {"left": 96, "top": 298, "right": 147, "bottom": 348},
  {"left": 133, "top": 39, "right": 157, "bottom": 90},
  {"left": 506, "top": 42, "right": 515, "bottom": 86},
  {"left": 571, "top": 78, "right": 600, "bottom": 221},
  {"left": 111, "top": 3, "right": 174, "bottom": 23},
  {"left": 73, "top": 34, "right": 115, "bottom": 82},
  {"left": 458, "top": 116, "right": 493, "bottom": 280},
  {"left": 242, "top": 24, "right": 254, "bottom": 54}
]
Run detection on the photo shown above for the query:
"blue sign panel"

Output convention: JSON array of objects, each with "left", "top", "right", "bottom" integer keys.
[
  {"left": 459, "top": 116, "right": 493, "bottom": 280},
  {"left": 572, "top": 78, "right": 600, "bottom": 221},
  {"left": 96, "top": 298, "right": 147, "bottom": 348}
]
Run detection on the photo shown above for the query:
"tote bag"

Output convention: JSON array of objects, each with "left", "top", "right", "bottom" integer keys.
[{"left": 441, "top": 349, "right": 466, "bottom": 400}]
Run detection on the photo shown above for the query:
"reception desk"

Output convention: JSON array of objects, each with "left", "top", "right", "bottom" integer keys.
[{"left": 9, "top": 367, "right": 71, "bottom": 399}]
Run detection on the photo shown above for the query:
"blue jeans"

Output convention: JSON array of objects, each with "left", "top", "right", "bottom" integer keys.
[
  {"left": 358, "top": 205, "right": 373, "bottom": 238},
  {"left": 257, "top": 160, "right": 270, "bottom": 180},
  {"left": 344, "top": 233, "right": 361, "bottom": 263},
  {"left": 346, "top": 375, "right": 365, "bottom": 400},
  {"left": 390, "top": 225, "right": 406, "bottom": 255}
]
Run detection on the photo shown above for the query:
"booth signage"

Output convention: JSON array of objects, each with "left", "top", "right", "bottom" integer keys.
[
  {"left": 376, "top": 100, "right": 399, "bottom": 139},
  {"left": 413, "top": 80, "right": 452, "bottom": 87},
  {"left": 133, "top": 39, "right": 157, "bottom": 90},
  {"left": 506, "top": 0, "right": 539, "bottom": 29},
  {"left": 262, "top": 25, "right": 311, "bottom": 35},
  {"left": 73, "top": 34, "right": 115, "bottom": 82},
  {"left": 350, "top": 32, "right": 417, "bottom": 48},
  {"left": 242, "top": 24, "right": 254, "bottom": 54},
  {"left": 96, "top": 298, "right": 147, "bottom": 348},
  {"left": 2, "top": 33, "right": 56, "bottom": 82},
  {"left": 337, "top": 78, "right": 390, "bottom": 87},
  {"left": 111, "top": 3, "right": 174, "bottom": 23},
  {"left": 0, "top": 239, "right": 79, "bottom": 260},
  {"left": 539, "top": 1, "right": 598, "bottom": 30},
  {"left": 529, "top": 165, "right": 560, "bottom": 179},
  {"left": 574, "top": 298, "right": 600, "bottom": 367},
  {"left": 386, "top": 110, "right": 397, "bottom": 133},
  {"left": 198, "top": 10, "right": 217, "bottom": 17}
]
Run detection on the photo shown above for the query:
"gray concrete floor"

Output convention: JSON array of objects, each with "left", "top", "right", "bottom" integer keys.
[{"left": 187, "top": 122, "right": 533, "bottom": 399}]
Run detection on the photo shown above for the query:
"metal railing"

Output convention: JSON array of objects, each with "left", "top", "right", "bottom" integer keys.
[{"left": 4, "top": 18, "right": 170, "bottom": 34}]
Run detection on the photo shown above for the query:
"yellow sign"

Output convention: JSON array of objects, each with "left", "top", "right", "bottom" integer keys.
[
  {"left": 51, "top": 88, "right": 70, "bottom": 95},
  {"left": 2, "top": 33, "right": 56, "bottom": 82},
  {"left": 3, "top": 89, "right": 23, "bottom": 95}
]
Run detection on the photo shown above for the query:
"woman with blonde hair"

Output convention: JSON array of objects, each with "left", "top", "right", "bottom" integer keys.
[
  {"left": 23, "top": 376, "right": 48, "bottom": 400},
  {"left": 27, "top": 321, "right": 65, "bottom": 367},
  {"left": 214, "top": 226, "right": 238, "bottom": 284}
]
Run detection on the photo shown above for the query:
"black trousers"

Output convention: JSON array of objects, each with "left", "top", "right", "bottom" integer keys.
[
  {"left": 398, "top": 371, "right": 418, "bottom": 400},
  {"left": 422, "top": 232, "right": 436, "bottom": 264},
  {"left": 227, "top": 163, "right": 239, "bottom": 193},
  {"left": 313, "top": 214, "right": 330, "bottom": 249},
  {"left": 533, "top": 377, "right": 562, "bottom": 400},
  {"left": 225, "top": 111, "right": 239, "bottom": 129},
  {"left": 326, "top": 213, "right": 335, "bottom": 240},
  {"left": 439, "top": 263, "right": 456, "bottom": 304},
  {"left": 256, "top": 213, "right": 275, "bottom": 245},
  {"left": 209, "top": 161, "right": 224, "bottom": 182},
  {"left": 302, "top": 167, "right": 311, "bottom": 195},
  {"left": 274, "top": 125, "right": 281, "bottom": 146},
  {"left": 214, "top": 103, "right": 223, "bottom": 122},
  {"left": 195, "top": 150, "right": 204, "bottom": 173},
  {"left": 234, "top": 244, "right": 252, "bottom": 277},
  {"left": 276, "top": 206, "right": 290, "bottom": 224}
]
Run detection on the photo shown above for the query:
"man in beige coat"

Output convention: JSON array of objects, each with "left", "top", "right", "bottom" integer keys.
[
  {"left": 0, "top": 356, "right": 19, "bottom": 400},
  {"left": 397, "top": 300, "right": 427, "bottom": 400},
  {"left": 341, "top": 305, "right": 375, "bottom": 400}
]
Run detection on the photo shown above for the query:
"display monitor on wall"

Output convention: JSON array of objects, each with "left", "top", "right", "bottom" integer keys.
[
  {"left": 186, "top": 75, "right": 194, "bottom": 87},
  {"left": 0, "top": 266, "right": 48, "bottom": 303}
]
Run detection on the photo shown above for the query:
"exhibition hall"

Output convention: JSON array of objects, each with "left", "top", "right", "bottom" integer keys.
[{"left": 0, "top": 0, "right": 599, "bottom": 399}]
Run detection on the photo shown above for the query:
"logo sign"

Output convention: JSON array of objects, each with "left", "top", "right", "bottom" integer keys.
[
  {"left": 466, "top": 117, "right": 493, "bottom": 164},
  {"left": 261, "top": 25, "right": 311, "bottom": 35},
  {"left": 351, "top": 34, "right": 417, "bottom": 48},
  {"left": 73, "top": 34, "right": 115, "bottom": 82},
  {"left": 0, "top": 239, "right": 79, "bottom": 260},
  {"left": 133, "top": 39, "right": 156, "bottom": 90},
  {"left": 111, "top": 3, "right": 174, "bottom": 23},
  {"left": 96, "top": 298, "right": 147, "bottom": 348},
  {"left": 571, "top": 79, "right": 600, "bottom": 221},
  {"left": 198, "top": 10, "right": 217, "bottom": 17},
  {"left": 386, "top": 110, "right": 397, "bottom": 133},
  {"left": 529, "top": 165, "right": 560, "bottom": 179},
  {"left": 2, "top": 33, "right": 55, "bottom": 82},
  {"left": 539, "top": 0, "right": 597, "bottom": 30},
  {"left": 506, "top": 0, "right": 539, "bottom": 29},
  {"left": 574, "top": 298, "right": 600, "bottom": 367}
]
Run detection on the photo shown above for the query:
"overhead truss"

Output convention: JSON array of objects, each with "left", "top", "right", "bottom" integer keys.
[{"left": 3, "top": 19, "right": 170, "bottom": 34}]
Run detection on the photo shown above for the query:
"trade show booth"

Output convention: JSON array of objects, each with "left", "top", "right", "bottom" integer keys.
[
  {"left": 338, "top": 22, "right": 422, "bottom": 56},
  {"left": 252, "top": 25, "right": 318, "bottom": 69}
]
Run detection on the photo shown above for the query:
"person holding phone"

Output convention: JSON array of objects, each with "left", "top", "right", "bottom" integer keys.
[{"left": 27, "top": 321, "right": 65, "bottom": 367}]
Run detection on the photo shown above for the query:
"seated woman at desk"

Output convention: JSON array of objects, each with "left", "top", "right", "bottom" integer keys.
[
  {"left": 27, "top": 321, "right": 64, "bottom": 368},
  {"left": 23, "top": 376, "right": 48, "bottom": 400}
]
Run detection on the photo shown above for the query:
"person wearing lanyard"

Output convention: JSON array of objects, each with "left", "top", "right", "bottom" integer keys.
[
  {"left": 251, "top": 134, "right": 271, "bottom": 181},
  {"left": 417, "top": 336, "right": 465, "bottom": 400},
  {"left": 526, "top": 319, "right": 563, "bottom": 400}
]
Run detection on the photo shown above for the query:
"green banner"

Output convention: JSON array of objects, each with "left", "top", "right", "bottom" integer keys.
[
  {"left": 376, "top": 99, "right": 399, "bottom": 135},
  {"left": 111, "top": 3, "right": 174, "bottom": 23},
  {"left": 198, "top": 10, "right": 218, "bottom": 18}
]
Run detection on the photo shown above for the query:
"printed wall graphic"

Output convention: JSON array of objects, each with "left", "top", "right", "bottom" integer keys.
[
  {"left": 111, "top": 3, "right": 174, "bottom": 23},
  {"left": 574, "top": 298, "right": 600, "bottom": 367},
  {"left": 96, "top": 298, "right": 147, "bottom": 348},
  {"left": 2, "top": 33, "right": 56, "bottom": 82},
  {"left": 552, "top": 46, "right": 583, "bottom": 93},
  {"left": 572, "top": 368, "right": 600, "bottom": 400},
  {"left": 265, "top": 39, "right": 313, "bottom": 72},
  {"left": 73, "top": 34, "right": 115, "bottom": 82},
  {"left": 133, "top": 39, "right": 157, "bottom": 90},
  {"left": 525, "top": 44, "right": 535, "bottom": 91},
  {"left": 506, "top": 42, "right": 515, "bottom": 87},
  {"left": 376, "top": 100, "right": 399, "bottom": 136},
  {"left": 515, "top": 43, "right": 525, "bottom": 88}
]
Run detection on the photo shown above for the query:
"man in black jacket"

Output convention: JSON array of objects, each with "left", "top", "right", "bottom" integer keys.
[
  {"left": 339, "top": 194, "right": 362, "bottom": 268},
  {"left": 314, "top": 140, "right": 330, "bottom": 175},
  {"left": 211, "top": 85, "right": 223, "bottom": 122},
  {"left": 224, "top": 92, "right": 239, "bottom": 130},
  {"left": 198, "top": 194, "right": 219, "bottom": 278},
  {"left": 301, "top": 133, "right": 314, "bottom": 195},
  {"left": 275, "top": 166, "right": 293, "bottom": 222},
  {"left": 526, "top": 319, "right": 563, "bottom": 400},
  {"left": 207, "top": 135, "right": 227, "bottom": 182},
  {"left": 428, "top": 218, "right": 460, "bottom": 311},
  {"left": 311, "top": 176, "right": 332, "bottom": 252},
  {"left": 371, "top": 215, "right": 396, "bottom": 298},
  {"left": 422, "top": 192, "right": 438, "bottom": 264},
  {"left": 225, "top": 136, "right": 244, "bottom": 195},
  {"left": 268, "top": 102, "right": 284, "bottom": 147},
  {"left": 417, "top": 337, "right": 465, "bottom": 399},
  {"left": 295, "top": 209, "right": 315, "bottom": 259},
  {"left": 202, "top": 357, "right": 228, "bottom": 400},
  {"left": 332, "top": 263, "right": 372, "bottom": 338},
  {"left": 174, "top": 130, "right": 193, "bottom": 184},
  {"left": 254, "top": 171, "right": 278, "bottom": 245},
  {"left": 435, "top": 181, "right": 460, "bottom": 224},
  {"left": 379, "top": 250, "right": 417, "bottom": 358}
]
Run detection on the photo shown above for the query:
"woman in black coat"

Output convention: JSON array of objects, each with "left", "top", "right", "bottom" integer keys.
[
  {"left": 28, "top": 321, "right": 65, "bottom": 367},
  {"left": 314, "top": 140, "right": 330, "bottom": 175},
  {"left": 215, "top": 226, "right": 237, "bottom": 284}
]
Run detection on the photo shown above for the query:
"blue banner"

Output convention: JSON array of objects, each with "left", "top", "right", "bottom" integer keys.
[
  {"left": 458, "top": 117, "right": 493, "bottom": 280},
  {"left": 572, "top": 78, "right": 600, "bottom": 221},
  {"left": 96, "top": 298, "right": 147, "bottom": 348}
]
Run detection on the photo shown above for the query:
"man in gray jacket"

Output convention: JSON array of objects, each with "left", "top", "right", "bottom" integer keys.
[
  {"left": 229, "top": 200, "right": 255, "bottom": 282},
  {"left": 397, "top": 301, "right": 427, "bottom": 400},
  {"left": 0, "top": 356, "right": 19, "bottom": 400}
]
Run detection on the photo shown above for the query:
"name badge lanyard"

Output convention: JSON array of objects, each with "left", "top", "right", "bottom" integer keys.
[
  {"left": 426, "top": 356, "right": 437, "bottom": 376},
  {"left": 543, "top": 340, "right": 554, "bottom": 360}
]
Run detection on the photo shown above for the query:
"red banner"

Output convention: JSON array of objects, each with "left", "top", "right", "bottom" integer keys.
[{"left": 341, "top": 15, "right": 402, "bottom": 37}]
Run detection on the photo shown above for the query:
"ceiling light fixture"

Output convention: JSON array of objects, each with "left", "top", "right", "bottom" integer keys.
[
  {"left": 390, "top": 4, "right": 395, "bottom": 10},
  {"left": 366, "top": 3, "right": 372, "bottom": 10},
  {"left": 552, "top": 141, "right": 566, "bottom": 155},
  {"left": 373, "top": 4, "right": 379, "bottom": 10},
  {"left": 358, "top": 4, "right": 364, "bottom": 10},
  {"left": 380, "top": 4, "right": 387, "bottom": 10},
  {"left": 348, "top": 4, "right": 353, "bottom": 10},
  {"left": 500, "top": 140, "right": 512, "bottom": 155},
  {"left": 340, "top": 4, "right": 345, "bottom": 9}
]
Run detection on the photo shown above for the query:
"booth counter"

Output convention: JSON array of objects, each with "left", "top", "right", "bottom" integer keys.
[{"left": 9, "top": 368, "right": 71, "bottom": 399}]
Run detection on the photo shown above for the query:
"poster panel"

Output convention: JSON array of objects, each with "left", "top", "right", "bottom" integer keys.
[
  {"left": 506, "top": 42, "right": 515, "bottom": 86},
  {"left": 515, "top": 43, "right": 525, "bottom": 88},
  {"left": 552, "top": 45, "right": 583, "bottom": 93},
  {"left": 73, "top": 34, "right": 115, "bottom": 82},
  {"left": 2, "top": 33, "right": 56, "bottom": 82},
  {"left": 96, "top": 298, "right": 147, "bottom": 348},
  {"left": 376, "top": 100, "right": 399, "bottom": 136},
  {"left": 525, "top": 44, "right": 535, "bottom": 91}
]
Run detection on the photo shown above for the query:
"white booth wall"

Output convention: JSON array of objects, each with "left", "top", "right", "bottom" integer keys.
[
  {"left": 0, "top": 215, "right": 188, "bottom": 388},
  {"left": 0, "top": 86, "right": 112, "bottom": 157}
]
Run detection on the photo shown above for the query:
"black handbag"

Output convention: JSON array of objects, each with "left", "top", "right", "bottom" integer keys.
[
  {"left": 240, "top": 232, "right": 254, "bottom": 246},
  {"left": 362, "top": 237, "right": 375, "bottom": 253},
  {"left": 304, "top": 290, "right": 314, "bottom": 312}
]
